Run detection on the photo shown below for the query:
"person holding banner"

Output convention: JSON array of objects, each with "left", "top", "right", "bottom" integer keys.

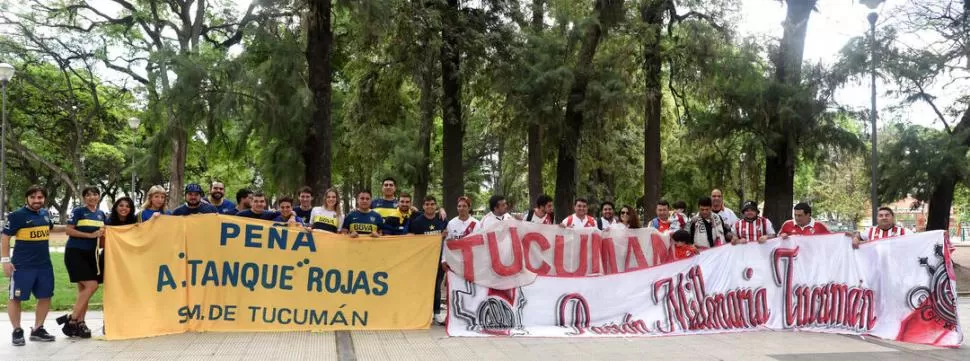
[
  {"left": 525, "top": 194, "right": 554, "bottom": 224},
  {"left": 481, "top": 195, "right": 513, "bottom": 229},
  {"left": 561, "top": 198, "right": 598, "bottom": 229},
  {"left": 2, "top": 186, "right": 58, "bottom": 346},
  {"left": 408, "top": 196, "right": 449, "bottom": 324},
  {"left": 137, "top": 185, "right": 168, "bottom": 222},
  {"left": 731, "top": 201, "right": 775, "bottom": 244},
  {"left": 779, "top": 202, "right": 830, "bottom": 238},
  {"left": 445, "top": 196, "right": 478, "bottom": 323},
  {"left": 295, "top": 186, "right": 315, "bottom": 225},
  {"left": 599, "top": 201, "right": 619, "bottom": 230},
  {"left": 272, "top": 197, "right": 301, "bottom": 224},
  {"left": 687, "top": 197, "right": 732, "bottom": 250},
  {"left": 618, "top": 205, "right": 640, "bottom": 229},
  {"left": 852, "top": 207, "right": 910, "bottom": 247},
  {"left": 384, "top": 192, "right": 415, "bottom": 235},
  {"left": 171, "top": 184, "right": 219, "bottom": 216},
  {"left": 207, "top": 181, "right": 236, "bottom": 214},
  {"left": 341, "top": 190, "right": 383, "bottom": 238},
  {"left": 237, "top": 192, "right": 281, "bottom": 220},
  {"left": 227, "top": 188, "right": 253, "bottom": 216},
  {"left": 310, "top": 188, "right": 343, "bottom": 233},
  {"left": 648, "top": 200, "right": 685, "bottom": 232},
  {"left": 59, "top": 186, "right": 106, "bottom": 339}
]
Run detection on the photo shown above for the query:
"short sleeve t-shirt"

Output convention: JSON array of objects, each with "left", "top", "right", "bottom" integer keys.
[
  {"left": 408, "top": 213, "right": 447, "bottom": 235},
  {"left": 295, "top": 206, "right": 314, "bottom": 225},
  {"left": 779, "top": 219, "right": 830, "bottom": 236},
  {"left": 3, "top": 206, "right": 54, "bottom": 268},
  {"left": 371, "top": 198, "right": 398, "bottom": 220},
  {"left": 139, "top": 209, "right": 166, "bottom": 222},
  {"left": 66, "top": 207, "right": 106, "bottom": 250},
  {"left": 210, "top": 199, "right": 237, "bottom": 215},
  {"left": 236, "top": 210, "right": 281, "bottom": 221},
  {"left": 341, "top": 210, "right": 384, "bottom": 235},
  {"left": 171, "top": 203, "right": 219, "bottom": 216},
  {"left": 272, "top": 212, "right": 298, "bottom": 223},
  {"left": 310, "top": 207, "right": 343, "bottom": 233}
]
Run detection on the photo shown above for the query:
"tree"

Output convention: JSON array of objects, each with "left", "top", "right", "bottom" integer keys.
[
  {"left": 762, "top": 0, "right": 817, "bottom": 226},
  {"left": 553, "top": 0, "right": 625, "bottom": 221},
  {"left": 440, "top": 0, "right": 464, "bottom": 218},
  {"left": 306, "top": 0, "right": 334, "bottom": 198}
]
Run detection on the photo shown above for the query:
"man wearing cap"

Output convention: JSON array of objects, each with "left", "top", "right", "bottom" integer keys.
[
  {"left": 731, "top": 201, "right": 776, "bottom": 245},
  {"left": 171, "top": 184, "right": 219, "bottom": 216}
]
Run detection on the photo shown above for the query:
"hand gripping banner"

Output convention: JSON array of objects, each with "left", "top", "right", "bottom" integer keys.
[{"left": 445, "top": 226, "right": 962, "bottom": 347}]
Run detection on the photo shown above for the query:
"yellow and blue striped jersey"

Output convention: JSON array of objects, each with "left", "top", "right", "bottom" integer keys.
[
  {"left": 341, "top": 210, "right": 384, "bottom": 235},
  {"left": 66, "top": 206, "right": 105, "bottom": 250},
  {"left": 2, "top": 206, "right": 53, "bottom": 268}
]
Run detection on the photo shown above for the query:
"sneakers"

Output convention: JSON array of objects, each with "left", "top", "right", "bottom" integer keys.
[
  {"left": 76, "top": 322, "right": 92, "bottom": 339},
  {"left": 29, "top": 327, "right": 56, "bottom": 342},
  {"left": 12, "top": 328, "right": 25, "bottom": 346},
  {"left": 57, "top": 314, "right": 79, "bottom": 337}
]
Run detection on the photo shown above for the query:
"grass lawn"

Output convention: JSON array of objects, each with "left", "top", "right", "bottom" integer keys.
[{"left": 0, "top": 252, "right": 103, "bottom": 311}]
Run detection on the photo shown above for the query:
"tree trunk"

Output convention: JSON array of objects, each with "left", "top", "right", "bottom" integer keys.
[
  {"left": 414, "top": 22, "right": 437, "bottom": 205},
  {"left": 527, "top": 0, "right": 545, "bottom": 205},
  {"left": 927, "top": 107, "right": 970, "bottom": 230},
  {"left": 553, "top": 0, "right": 611, "bottom": 222},
  {"left": 641, "top": 0, "right": 664, "bottom": 221},
  {"left": 763, "top": 0, "right": 816, "bottom": 226},
  {"left": 168, "top": 127, "right": 188, "bottom": 209},
  {"left": 305, "top": 0, "right": 334, "bottom": 200},
  {"left": 440, "top": 0, "right": 464, "bottom": 218}
]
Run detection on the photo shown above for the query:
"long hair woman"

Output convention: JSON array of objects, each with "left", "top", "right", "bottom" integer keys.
[
  {"left": 309, "top": 188, "right": 344, "bottom": 232},
  {"left": 138, "top": 186, "right": 168, "bottom": 222},
  {"left": 58, "top": 186, "right": 105, "bottom": 338},
  {"left": 109, "top": 197, "right": 138, "bottom": 226},
  {"left": 619, "top": 205, "right": 641, "bottom": 229}
]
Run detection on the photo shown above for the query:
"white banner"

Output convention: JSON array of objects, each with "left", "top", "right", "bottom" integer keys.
[
  {"left": 445, "top": 230, "right": 963, "bottom": 347},
  {"left": 444, "top": 220, "right": 673, "bottom": 290}
]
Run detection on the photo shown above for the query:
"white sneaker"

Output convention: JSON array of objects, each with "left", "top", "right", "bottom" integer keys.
[{"left": 433, "top": 311, "right": 447, "bottom": 325}]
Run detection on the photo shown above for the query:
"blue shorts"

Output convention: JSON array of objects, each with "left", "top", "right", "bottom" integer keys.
[{"left": 9, "top": 267, "right": 55, "bottom": 301}]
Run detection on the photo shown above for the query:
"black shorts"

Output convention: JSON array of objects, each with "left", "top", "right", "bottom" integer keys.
[{"left": 64, "top": 248, "right": 102, "bottom": 283}]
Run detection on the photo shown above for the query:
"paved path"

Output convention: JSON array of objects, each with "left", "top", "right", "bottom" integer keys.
[{"left": 1, "top": 301, "right": 968, "bottom": 360}]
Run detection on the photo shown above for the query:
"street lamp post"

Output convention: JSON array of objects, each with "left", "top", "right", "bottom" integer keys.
[
  {"left": 128, "top": 117, "right": 140, "bottom": 203},
  {"left": 860, "top": 0, "right": 884, "bottom": 226},
  {"left": 739, "top": 152, "right": 746, "bottom": 210},
  {"left": 0, "top": 63, "right": 15, "bottom": 226}
]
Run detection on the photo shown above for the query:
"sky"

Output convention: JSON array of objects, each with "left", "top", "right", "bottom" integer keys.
[{"left": 737, "top": 0, "right": 955, "bottom": 130}]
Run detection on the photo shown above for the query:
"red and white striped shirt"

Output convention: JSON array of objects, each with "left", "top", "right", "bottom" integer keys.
[
  {"left": 562, "top": 214, "right": 597, "bottom": 229},
  {"left": 861, "top": 225, "right": 908, "bottom": 241},
  {"left": 732, "top": 217, "right": 776, "bottom": 241}
]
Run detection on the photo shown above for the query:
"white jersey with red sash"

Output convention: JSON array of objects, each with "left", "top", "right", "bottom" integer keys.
[
  {"left": 561, "top": 214, "right": 597, "bottom": 229},
  {"left": 445, "top": 216, "right": 480, "bottom": 262},
  {"left": 861, "top": 225, "right": 908, "bottom": 241},
  {"left": 732, "top": 216, "right": 775, "bottom": 241}
]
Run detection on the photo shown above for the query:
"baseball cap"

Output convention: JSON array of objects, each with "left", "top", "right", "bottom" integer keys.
[
  {"left": 741, "top": 201, "right": 759, "bottom": 213},
  {"left": 185, "top": 183, "right": 205, "bottom": 195}
]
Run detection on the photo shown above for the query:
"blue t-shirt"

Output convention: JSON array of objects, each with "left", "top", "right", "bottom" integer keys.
[
  {"left": 236, "top": 210, "right": 280, "bottom": 221},
  {"left": 408, "top": 213, "right": 448, "bottom": 235},
  {"left": 171, "top": 203, "right": 219, "bottom": 216},
  {"left": 224, "top": 208, "right": 240, "bottom": 216},
  {"left": 66, "top": 207, "right": 106, "bottom": 250},
  {"left": 273, "top": 212, "right": 298, "bottom": 223},
  {"left": 2, "top": 206, "right": 53, "bottom": 268},
  {"left": 209, "top": 199, "right": 237, "bottom": 215},
  {"left": 295, "top": 206, "right": 313, "bottom": 225},
  {"left": 341, "top": 210, "right": 384, "bottom": 235},
  {"left": 138, "top": 209, "right": 167, "bottom": 222}
]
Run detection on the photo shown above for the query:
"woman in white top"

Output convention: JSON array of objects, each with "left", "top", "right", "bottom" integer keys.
[{"left": 309, "top": 188, "right": 344, "bottom": 233}]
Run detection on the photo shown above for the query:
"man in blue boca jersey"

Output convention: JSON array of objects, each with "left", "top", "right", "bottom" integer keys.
[
  {"left": 408, "top": 196, "right": 449, "bottom": 323},
  {"left": 2, "top": 185, "right": 58, "bottom": 346},
  {"left": 207, "top": 181, "right": 237, "bottom": 214},
  {"left": 371, "top": 177, "right": 399, "bottom": 220},
  {"left": 171, "top": 184, "right": 219, "bottom": 216},
  {"left": 294, "top": 186, "right": 314, "bottom": 225},
  {"left": 341, "top": 191, "right": 383, "bottom": 238},
  {"left": 236, "top": 192, "right": 280, "bottom": 220},
  {"left": 383, "top": 192, "right": 414, "bottom": 235}
]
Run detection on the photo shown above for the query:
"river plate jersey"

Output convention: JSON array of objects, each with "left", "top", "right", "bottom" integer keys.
[
  {"left": 66, "top": 207, "right": 106, "bottom": 250},
  {"left": 3, "top": 206, "right": 54, "bottom": 268},
  {"left": 342, "top": 210, "right": 384, "bottom": 235}
]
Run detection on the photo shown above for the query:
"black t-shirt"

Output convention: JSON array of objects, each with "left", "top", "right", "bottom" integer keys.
[
  {"left": 236, "top": 210, "right": 280, "bottom": 221},
  {"left": 295, "top": 206, "right": 313, "bottom": 225},
  {"left": 407, "top": 213, "right": 447, "bottom": 235}
]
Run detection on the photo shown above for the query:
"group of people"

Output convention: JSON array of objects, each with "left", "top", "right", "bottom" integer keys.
[{"left": 1, "top": 181, "right": 912, "bottom": 346}]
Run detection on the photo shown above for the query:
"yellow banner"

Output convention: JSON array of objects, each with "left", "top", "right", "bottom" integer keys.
[{"left": 103, "top": 214, "right": 441, "bottom": 340}]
